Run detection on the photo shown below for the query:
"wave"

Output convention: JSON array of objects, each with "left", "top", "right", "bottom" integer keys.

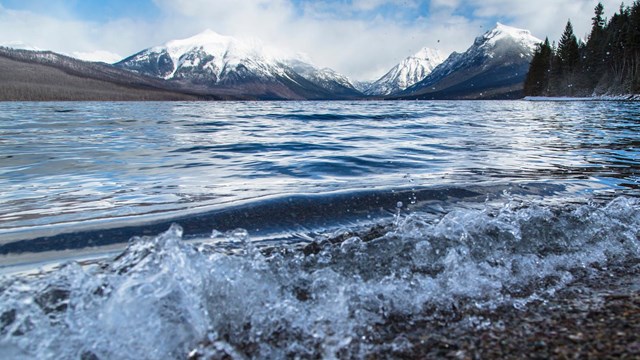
[
  {"left": 0, "top": 183, "right": 560, "bottom": 256},
  {"left": 0, "top": 196, "right": 638, "bottom": 358},
  {"left": 233, "top": 110, "right": 443, "bottom": 122}
]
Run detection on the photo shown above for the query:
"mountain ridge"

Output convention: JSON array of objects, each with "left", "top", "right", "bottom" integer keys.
[
  {"left": 396, "top": 23, "right": 541, "bottom": 100},
  {"left": 365, "top": 47, "right": 444, "bottom": 96},
  {"left": 115, "top": 29, "right": 362, "bottom": 100},
  {"left": 0, "top": 47, "right": 221, "bottom": 101},
  {"left": 1, "top": 24, "right": 542, "bottom": 101}
]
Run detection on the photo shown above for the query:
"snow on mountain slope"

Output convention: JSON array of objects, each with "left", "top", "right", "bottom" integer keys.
[
  {"left": 117, "top": 30, "right": 287, "bottom": 83},
  {"left": 116, "top": 29, "right": 360, "bottom": 98},
  {"left": 365, "top": 47, "right": 444, "bottom": 96},
  {"left": 481, "top": 23, "right": 540, "bottom": 52},
  {"left": 0, "top": 41, "right": 41, "bottom": 51},
  {"left": 0, "top": 46, "right": 212, "bottom": 100},
  {"left": 400, "top": 23, "right": 541, "bottom": 99},
  {"left": 1, "top": 42, "right": 122, "bottom": 64},
  {"left": 284, "top": 58, "right": 361, "bottom": 96},
  {"left": 352, "top": 80, "right": 374, "bottom": 93}
]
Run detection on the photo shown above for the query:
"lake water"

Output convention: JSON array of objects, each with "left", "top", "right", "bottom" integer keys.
[{"left": 0, "top": 101, "right": 639, "bottom": 358}]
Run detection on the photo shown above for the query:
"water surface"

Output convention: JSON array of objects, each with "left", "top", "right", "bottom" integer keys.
[
  {"left": 1, "top": 101, "right": 638, "bottom": 243},
  {"left": 0, "top": 100, "right": 639, "bottom": 358}
]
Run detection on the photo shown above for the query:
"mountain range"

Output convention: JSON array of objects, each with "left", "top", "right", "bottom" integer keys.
[
  {"left": 364, "top": 48, "right": 445, "bottom": 96},
  {"left": 114, "top": 30, "right": 361, "bottom": 100},
  {"left": 397, "top": 23, "right": 541, "bottom": 100},
  {"left": 0, "top": 47, "right": 212, "bottom": 101},
  {"left": 0, "top": 24, "right": 540, "bottom": 101}
]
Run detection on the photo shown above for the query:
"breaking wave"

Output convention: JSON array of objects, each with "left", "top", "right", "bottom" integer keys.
[{"left": 1, "top": 196, "right": 639, "bottom": 359}]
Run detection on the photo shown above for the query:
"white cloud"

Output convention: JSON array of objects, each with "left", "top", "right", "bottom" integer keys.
[
  {"left": 352, "top": 0, "right": 419, "bottom": 11},
  {"left": 353, "top": 0, "right": 391, "bottom": 11},
  {"left": 0, "top": 0, "right": 625, "bottom": 81},
  {"left": 0, "top": 6, "right": 89, "bottom": 52},
  {"left": 146, "top": 0, "right": 480, "bottom": 80},
  {"left": 0, "top": 6, "right": 152, "bottom": 61},
  {"left": 464, "top": 0, "right": 624, "bottom": 41},
  {"left": 72, "top": 50, "right": 123, "bottom": 64},
  {"left": 430, "top": 0, "right": 461, "bottom": 10}
]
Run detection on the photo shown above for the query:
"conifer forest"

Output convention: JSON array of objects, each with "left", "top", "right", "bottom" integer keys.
[{"left": 525, "top": 1, "right": 640, "bottom": 96}]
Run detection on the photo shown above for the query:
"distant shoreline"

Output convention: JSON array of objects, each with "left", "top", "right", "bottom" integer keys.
[{"left": 524, "top": 94, "right": 640, "bottom": 101}]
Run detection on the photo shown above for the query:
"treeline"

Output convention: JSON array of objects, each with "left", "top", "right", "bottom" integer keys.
[
  {"left": 0, "top": 47, "right": 234, "bottom": 101},
  {"left": 525, "top": 1, "right": 640, "bottom": 96},
  {"left": 0, "top": 56, "right": 199, "bottom": 101}
]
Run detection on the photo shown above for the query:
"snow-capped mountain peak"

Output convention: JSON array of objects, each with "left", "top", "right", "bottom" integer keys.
[
  {"left": 365, "top": 47, "right": 445, "bottom": 95},
  {"left": 161, "top": 29, "right": 235, "bottom": 60},
  {"left": 161, "top": 29, "right": 284, "bottom": 64},
  {"left": 400, "top": 23, "right": 542, "bottom": 99},
  {"left": 411, "top": 47, "right": 443, "bottom": 62},
  {"left": 117, "top": 29, "right": 293, "bottom": 82},
  {"left": 115, "top": 29, "right": 361, "bottom": 99},
  {"left": 476, "top": 23, "right": 540, "bottom": 52}
]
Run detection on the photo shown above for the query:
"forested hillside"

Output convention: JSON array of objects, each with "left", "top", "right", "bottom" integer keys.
[
  {"left": 525, "top": 1, "right": 640, "bottom": 97},
  {"left": 0, "top": 48, "right": 222, "bottom": 101}
]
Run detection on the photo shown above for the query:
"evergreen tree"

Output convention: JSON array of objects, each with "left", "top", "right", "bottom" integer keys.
[
  {"left": 549, "top": 20, "right": 582, "bottom": 94},
  {"left": 525, "top": 1, "right": 640, "bottom": 96},
  {"left": 548, "top": 40, "right": 563, "bottom": 94},
  {"left": 584, "top": 3, "right": 608, "bottom": 89},
  {"left": 557, "top": 20, "right": 581, "bottom": 73},
  {"left": 593, "top": 2, "right": 606, "bottom": 29},
  {"left": 605, "top": 5, "right": 630, "bottom": 83},
  {"left": 524, "top": 38, "right": 553, "bottom": 96},
  {"left": 627, "top": 1, "right": 640, "bottom": 90}
]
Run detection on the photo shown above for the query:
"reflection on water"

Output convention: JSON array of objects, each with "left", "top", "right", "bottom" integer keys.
[
  {"left": 0, "top": 100, "right": 639, "bottom": 234},
  {"left": 1, "top": 100, "right": 640, "bottom": 359}
]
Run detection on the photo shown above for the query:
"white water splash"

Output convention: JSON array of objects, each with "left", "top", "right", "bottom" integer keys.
[{"left": 0, "top": 197, "right": 639, "bottom": 359}]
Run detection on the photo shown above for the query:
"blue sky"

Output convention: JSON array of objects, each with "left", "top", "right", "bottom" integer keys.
[
  {"left": 0, "top": 0, "right": 472, "bottom": 23},
  {"left": 0, "top": 0, "right": 620, "bottom": 80},
  {"left": 0, "top": 0, "right": 161, "bottom": 22}
]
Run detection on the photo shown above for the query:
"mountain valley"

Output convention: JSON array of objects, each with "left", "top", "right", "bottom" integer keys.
[{"left": 0, "top": 24, "right": 541, "bottom": 101}]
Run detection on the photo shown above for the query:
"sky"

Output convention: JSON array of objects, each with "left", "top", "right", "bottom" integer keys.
[{"left": 0, "top": 0, "right": 624, "bottom": 80}]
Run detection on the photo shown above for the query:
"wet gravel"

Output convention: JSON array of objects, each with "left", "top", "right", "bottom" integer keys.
[{"left": 369, "top": 262, "right": 640, "bottom": 359}]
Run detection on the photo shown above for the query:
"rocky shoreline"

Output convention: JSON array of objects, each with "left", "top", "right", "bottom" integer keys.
[
  {"left": 186, "top": 219, "right": 640, "bottom": 359},
  {"left": 4, "top": 201, "right": 640, "bottom": 359},
  {"left": 186, "top": 261, "right": 640, "bottom": 359},
  {"left": 367, "top": 262, "right": 640, "bottom": 359}
]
